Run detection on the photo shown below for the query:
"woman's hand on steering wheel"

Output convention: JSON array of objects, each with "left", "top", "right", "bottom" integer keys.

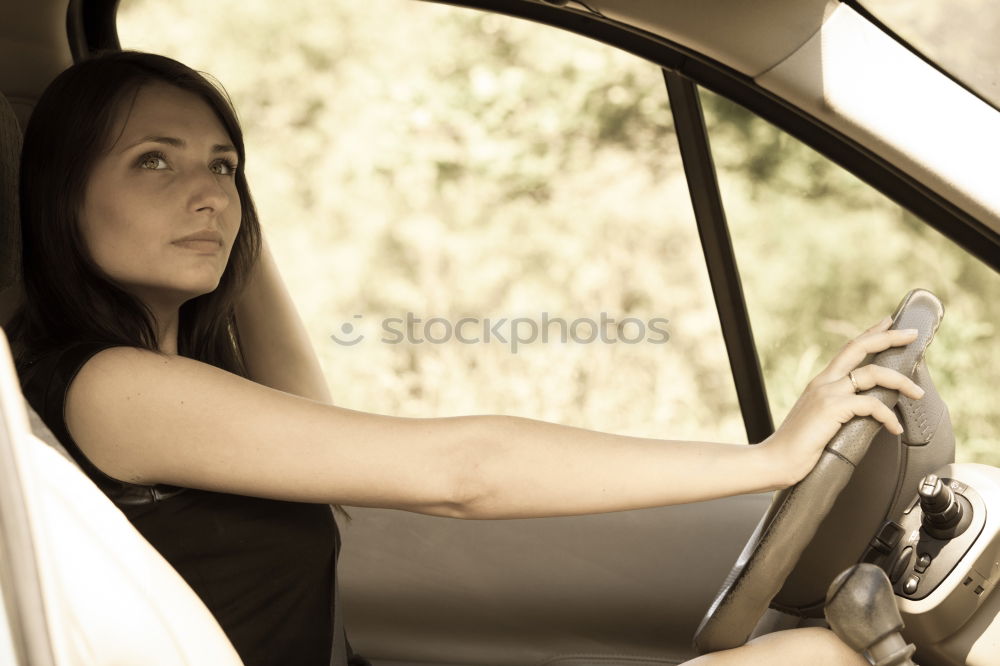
[{"left": 760, "top": 316, "right": 925, "bottom": 488}]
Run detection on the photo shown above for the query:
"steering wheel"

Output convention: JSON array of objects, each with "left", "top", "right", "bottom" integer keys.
[{"left": 693, "top": 289, "right": 944, "bottom": 653}]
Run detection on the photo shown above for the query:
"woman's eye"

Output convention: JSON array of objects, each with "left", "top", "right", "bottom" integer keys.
[
  {"left": 210, "top": 159, "right": 238, "bottom": 176},
  {"left": 138, "top": 153, "right": 168, "bottom": 170}
]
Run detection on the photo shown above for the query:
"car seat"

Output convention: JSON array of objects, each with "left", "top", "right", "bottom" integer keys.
[{"left": 0, "top": 87, "right": 243, "bottom": 665}]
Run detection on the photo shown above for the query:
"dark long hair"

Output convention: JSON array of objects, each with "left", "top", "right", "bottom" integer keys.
[{"left": 8, "top": 50, "right": 260, "bottom": 376}]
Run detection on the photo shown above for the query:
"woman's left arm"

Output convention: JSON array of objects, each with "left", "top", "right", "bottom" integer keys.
[{"left": 234, "top": 234, "right": 333, "bottom": 404}]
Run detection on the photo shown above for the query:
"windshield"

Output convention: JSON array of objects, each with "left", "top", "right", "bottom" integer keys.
[{"left": 861, "top": 0, "right": 1000, "bottom": 109}]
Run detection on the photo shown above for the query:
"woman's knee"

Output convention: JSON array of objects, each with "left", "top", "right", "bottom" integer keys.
[
  {"left": 747, "top": 627, "right": 867, "bottom": 665},
  {"left": 684, "top": 627, "right": 867, "bottom": 666}
]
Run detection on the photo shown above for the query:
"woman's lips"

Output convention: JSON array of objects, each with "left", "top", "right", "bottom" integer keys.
[{"left": 173, "top": 239, "right": 222, "bottom": 252}]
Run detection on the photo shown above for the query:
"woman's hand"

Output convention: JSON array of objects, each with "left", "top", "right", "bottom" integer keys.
[{"left": 760, "top": 316, "right": 925, "bottom": 488}]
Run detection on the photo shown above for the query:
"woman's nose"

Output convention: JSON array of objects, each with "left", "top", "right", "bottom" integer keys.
[{"left": 188, "top": 169, "right": 232, "bottom": 213}]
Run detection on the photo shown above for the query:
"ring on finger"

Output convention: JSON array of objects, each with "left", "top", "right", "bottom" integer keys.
[{"left": 848, "top": 369, "right": 861, "bottom": 393}]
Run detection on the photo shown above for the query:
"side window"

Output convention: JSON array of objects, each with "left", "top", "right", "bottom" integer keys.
[
  {"left": 700, "top": 87, "right": 1000, "bottom": 464},
  {"left": 117, "top": 2, "right": 747, "bottom": 442}
]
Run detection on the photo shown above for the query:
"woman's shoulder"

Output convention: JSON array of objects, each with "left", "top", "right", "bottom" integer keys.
[
  {"left": 16, "top": 341, "right": 136, "bottom": 401},
  {"left": 17, "top": 339, "right": 129, "bottom": 371},
  {"left": 18, "top": 340, "right": 115, "bottom": 389},
  {"left": 16, "top": 341, "right": 188, "bottom": 505},
  {"left": 62, "top": 344, "right": 281, "bottom": 488}
]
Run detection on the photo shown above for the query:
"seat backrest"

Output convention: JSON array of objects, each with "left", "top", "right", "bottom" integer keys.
[
  {"left": 0, "top": 90, "right": 69, "bottom": 463},
  {"left": 0, "top": 89, "right": 24, "bottom": 327}
]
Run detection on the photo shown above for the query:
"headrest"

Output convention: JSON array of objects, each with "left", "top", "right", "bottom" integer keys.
[
  {"left": 1, "top": 91, "right": 20, "bottom": 287},
  {"left": 0, "top": 91, "right": 24, "bottom": 326}
]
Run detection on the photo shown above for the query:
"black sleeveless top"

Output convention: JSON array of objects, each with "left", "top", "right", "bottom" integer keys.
[{"left": 16, "top": 342, "right": 366, "bottom": 666}]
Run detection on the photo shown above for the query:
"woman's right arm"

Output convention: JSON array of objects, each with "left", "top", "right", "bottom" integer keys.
[
  {"left": 64, "top": 348, "right": 774, "bottom": 518},
  {"left": 64, "top": 321, "right": 922, "bottom": 518},
  {"left": 65, "top": 346, "right": 478, "bottom": 516}
]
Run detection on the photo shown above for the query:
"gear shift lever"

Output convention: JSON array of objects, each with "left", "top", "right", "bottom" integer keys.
[
  {"left": 918, "top": 474, "right": 970, "bottom": 539},
  {"left": 825, "top": 563, "right": 917, "bottom": 666}
]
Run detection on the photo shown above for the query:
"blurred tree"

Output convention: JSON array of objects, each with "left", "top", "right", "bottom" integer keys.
[
  {"left": 117, "top": 0, "right": 998, "bottom": 462},
  {"left": 702, "top": 90, "right": 999, "bottom": 464}
]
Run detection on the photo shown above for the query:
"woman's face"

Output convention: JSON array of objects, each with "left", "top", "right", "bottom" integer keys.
[{"left": 79, "top": 81, "right": 242, "bottom": 314}]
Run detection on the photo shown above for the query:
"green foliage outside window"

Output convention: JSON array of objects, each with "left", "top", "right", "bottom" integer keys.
[{"left": 118, "top": 0, "right": 998, "bottom": 462}]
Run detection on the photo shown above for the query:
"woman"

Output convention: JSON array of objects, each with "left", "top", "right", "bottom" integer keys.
[{"left": 6, "top": 50, "right": 923, "bottom": 665}]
